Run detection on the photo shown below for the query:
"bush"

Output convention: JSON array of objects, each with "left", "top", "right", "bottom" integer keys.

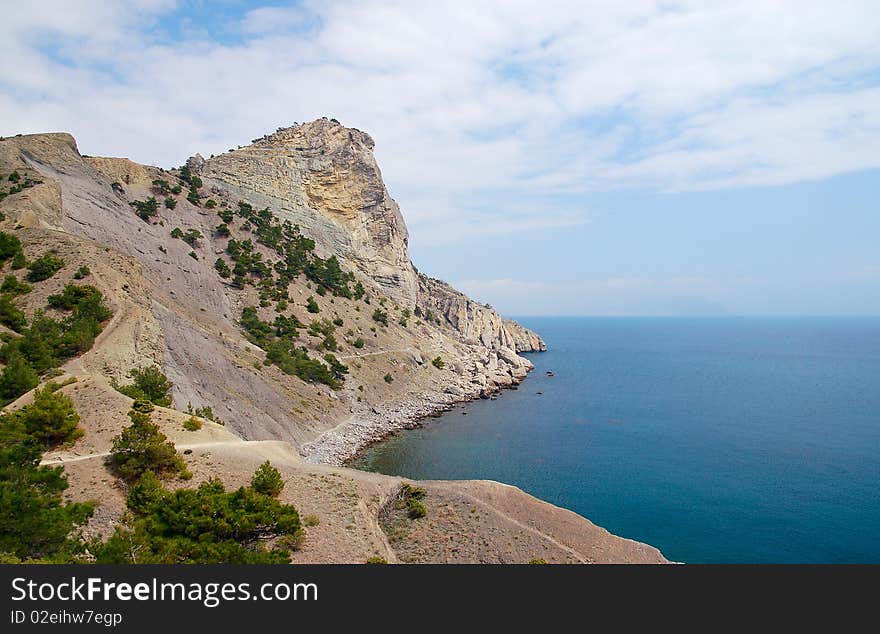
[
  {"left": 26, "top": 253, "right": 65, "bottom": 282},
  {"left": 0, "top": 352, "right": 38, "bottom": 404},
  {"left": 215, "top": 223, "right": 229, "bottom": 237},
  {"left": 129, "top": 197, "right": 159, "bottom": 221},
  {"left": 170, "top": 227, "right": 183, "bottom": 239},
  {"left": 182, "top": 416, "right": 202, "bottom": 432},
  {"left": 72, "top": 265, "right": 90, "bottom": 280},
  {"left": 107, "top": 400, "right": 186, "bottom": 481},
  {"left": 372, "top": 308, "right": 388, "bottom": 326},
  {"left": 0, "top": 416, "right": 94, "bottom": 560},
  {"left": 15, "top": 384, "right": 83, "bottom": 448},
  {"left": 112, "top": 365, "right": 173, "bottom": 407},
  {"left": 365, "top": 556, "right": 387, "bottom": 564},
  {"left": 0, "top": 294, "right": 26, "bottom": 332},
  {"left": 164, "top": 197, "right": 177, "bottom": 210},
  {"left": 186, "top": 187, "right": 201, "bottom": 206},
  {"left": 11, "top": 252, "right": 27, "bottom": 270},
  {"left": 384, "top": 373, "right": 393, "bottom": 384},
  {"left": 182, "top": 229, "right": 203, "bottom": 246},
  {"left": 303, "top": 514, "right": 320, "bottom": 527},
  {"left": 432, "top": 356, "right": 445, "bottom": 369},
  {"left": 306, "top": 296, "right": 319, "bottom": 313},
  {"left": 205, "top": 199, "right": 217, "bottom": 209},
  {"left": 0, "top": 232, "right": 23, "bottom": 265},
  {"left": 93, "top": 476, "right": 300, "bottom": 564},
  {"left": 407, "top": 498, "right": 426, "bottom": 519},
  {"left": 214, "top": 258, "right": 231, "bottom": 278},
  {"left": 251, "top": 461, "right": 284, "bottom": 497},
  {"left": 170, "top": 184, "right": 182, "bottom": 195},
  {"left": 353, "top": 337, "right": 365, "bottom": 349},
  {"left": 528, "top": 558, "right": 548, "bottom": 564},
  {"left": 1, "top": 276, "right": 31, "bottom": 296}
]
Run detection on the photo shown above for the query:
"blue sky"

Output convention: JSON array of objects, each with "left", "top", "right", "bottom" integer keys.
[{"left": 2, "top": 1, "right": 878, "bottom": 315}]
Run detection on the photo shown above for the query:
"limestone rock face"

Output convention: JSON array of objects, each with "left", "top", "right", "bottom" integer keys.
[
  {"left": 198, "top": 118, "right": 417, "bottom": 306},
  {"left": 417, "top": 273, "right": 545, "bottom": 353},
  {"left": 197, "top": 118, "right": 545, "bottom": 355}
]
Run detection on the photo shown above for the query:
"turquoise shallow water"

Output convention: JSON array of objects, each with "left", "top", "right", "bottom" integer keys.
[{"left": 351, "top": 317, "right": 880, "bottom": 563}]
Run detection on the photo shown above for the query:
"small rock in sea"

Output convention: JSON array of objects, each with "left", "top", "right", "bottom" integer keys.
[
  {"left": 462, "top": 412, "right": 468, "bottom": 416},
  {"left": 536, "top": 391, "right": 543, "bottom": 395}
]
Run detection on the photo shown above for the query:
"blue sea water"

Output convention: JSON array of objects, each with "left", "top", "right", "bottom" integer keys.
[{"left": 351, "top": 317, "right": 880, "bottom": 563}]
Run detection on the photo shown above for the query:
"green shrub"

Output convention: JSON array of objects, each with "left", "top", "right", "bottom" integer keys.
[
  {"left": 129, "top": 197, "right": 159, "bottom": 221},
  {"left": 93, "top": 476, "right": 300, "bottom": 564},
  {"left": 303, "top": 514, "right": 320, "bottom": 527},
  {"left": 0, "top": 294, "right": 26, "bottom": 332},
  {"left": 151, "top": 179, "right": 171, "bottom": 195},
  {"left": 332, "top": 317, "right": 344, "bottom": 327},
  {"left": 0, "top": 232, "right": 23, "bottom": 265},
  {"left": 26, "top": 253, "right": 64, "bottom": 282},
  {"left": 15, "top": 384, "right": 83, "bottom": 448},
  {"left": 306, "top": 296, "right": 319, "bottom": 313},
  {"left": 107, "top": 400, "right": 186, "bottom": 481},
  {"left": 164, "top": 197, "right": 177, "bottom": 210},
  {"left": 384, "top": 373, "right": 393, "bottom": 384},
  {"left": 407, "top": 498, "right": 426, "bottom": 519},
  {"left": 353, "top": 337, "right": 365, "bottom": 349},
  {"left": 431, "top": 356, "right": 445, "bottom": 369},
  {"left": 170, "top": 184, "right": 182, "bottom": 195},
  {"left": 205, "top": 199, "right": 217, "bottom": 209},
  {"left": 72, "top": 265, "right": 90, "bottom": 280},
  {"left": 365, "top": 556, "right": 387, "bottom": 564},
  {"left": 372, "top": 308, "right": 388, "bottom": 326},
  {"left": 0, "top": 352, "right": 38, "bottom": 404},
  {"left": 1, "top": 275, "right": 31, "bottom": 296},
  {"left": 214, "top": 258, "right": 231, "bottom": 278},
  {"left": 112, "top": 365, "right": 173, "bottom": 407},
  {"left": 10, "top": 252, "right": 27, "bottom": 270},
  {"left": 215, "top": 223, "right": 229, "bottom": 237},
  {"left": 188, "top": 251, "right": 198, "bottom": 260},
  {"left": 182, "top": 416, "right": 202, "bottom": 431},
  {"left": 251, "top": 461, "right": 284, "bottom": 497},
  {"left": 0, "top": 414, "right": 94, "bottom": 560},
  {"left": 186, "top": 187, "right": 201, "bottom": 206},
  {"left": 7, "top": 171, "right": 20, "bottom": 183},
  {"left": 182, "top": 229, "right": 202, "bottom": 246},
  {"left": 528, "top": 558, "right": 548, "bottom": 564}
]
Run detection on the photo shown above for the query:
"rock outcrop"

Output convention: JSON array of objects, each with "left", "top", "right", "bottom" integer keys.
[
  {"left": 198, "top": 119, "right": 418, "bottom": 307},
  {"left": 195, "top": 118, "right": 545, "bottom": 354},
  {"left": 417, "top": 273, "right": 545, "bottom": 352}
]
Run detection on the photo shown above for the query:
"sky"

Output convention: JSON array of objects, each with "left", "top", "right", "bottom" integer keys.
[{"left": 1, "top": 1, "right": 878, "bottom": 316}]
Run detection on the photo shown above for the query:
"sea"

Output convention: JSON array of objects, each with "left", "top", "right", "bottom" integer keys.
[{"left": 351, "top": 317, "right": 880, "bottom": 563}]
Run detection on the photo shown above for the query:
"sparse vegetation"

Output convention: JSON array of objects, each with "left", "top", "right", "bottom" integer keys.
[
  {"left": 182, "top": 416, "right": 202, "bottom": 431},
  {"left": 306, "top": 296, "right": 320, "bottom": 313},
  {"left": 164, "top": 197, "right": 177, "bottom": 210},
  {"left": 353, "top": 337, "right": 365, "bottom": 349},
  {"left": 26, "top": 253, "right": 64, "bottom": 282},
  {"left": 372, "top": 308, "right": 388, "bottom": 326},
  {"left": 432, "top": 356, "right": 445, "bottom": 369},
  {"left": 73, "top": 265, "right": 90, "bottom": 279},
  {"left": 0, "top": 294, "right": 27, "bottom": 331},
  {"left": 214, "top": 258, "right": 231, "bottom": 278},
  {"left": 365, "top": 556, "right": 388, "bottom": 564},
  {"left": 1, "top": 275, "right": 31, "bottom": 296},
  {"left": 384, "top": 373, "right": 394, "bottom": 384}
]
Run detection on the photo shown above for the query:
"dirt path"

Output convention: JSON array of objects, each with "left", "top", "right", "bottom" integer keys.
[
  {"left": 337, "top": 347, "right": 416, "bottom": 360},
  {"left": 40, "top": 439, "right": 292, "bottom": 466}
]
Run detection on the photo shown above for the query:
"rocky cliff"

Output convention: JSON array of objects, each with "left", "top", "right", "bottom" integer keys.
[{"left": 196, "top": 118, "right": 544, "bottom": 354}]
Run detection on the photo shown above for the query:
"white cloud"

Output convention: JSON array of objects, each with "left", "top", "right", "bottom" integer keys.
[{"left": 1, "top": 0, "right": 879, "bottom": 240}]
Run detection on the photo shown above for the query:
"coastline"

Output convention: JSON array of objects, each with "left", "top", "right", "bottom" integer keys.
[{"left": 301, "top": 363, "right": 536, "bottom": 466}]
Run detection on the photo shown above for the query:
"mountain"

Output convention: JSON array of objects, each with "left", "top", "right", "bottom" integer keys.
[{"left": 0, "top": 122, "right": 664, "bottom": 563}]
